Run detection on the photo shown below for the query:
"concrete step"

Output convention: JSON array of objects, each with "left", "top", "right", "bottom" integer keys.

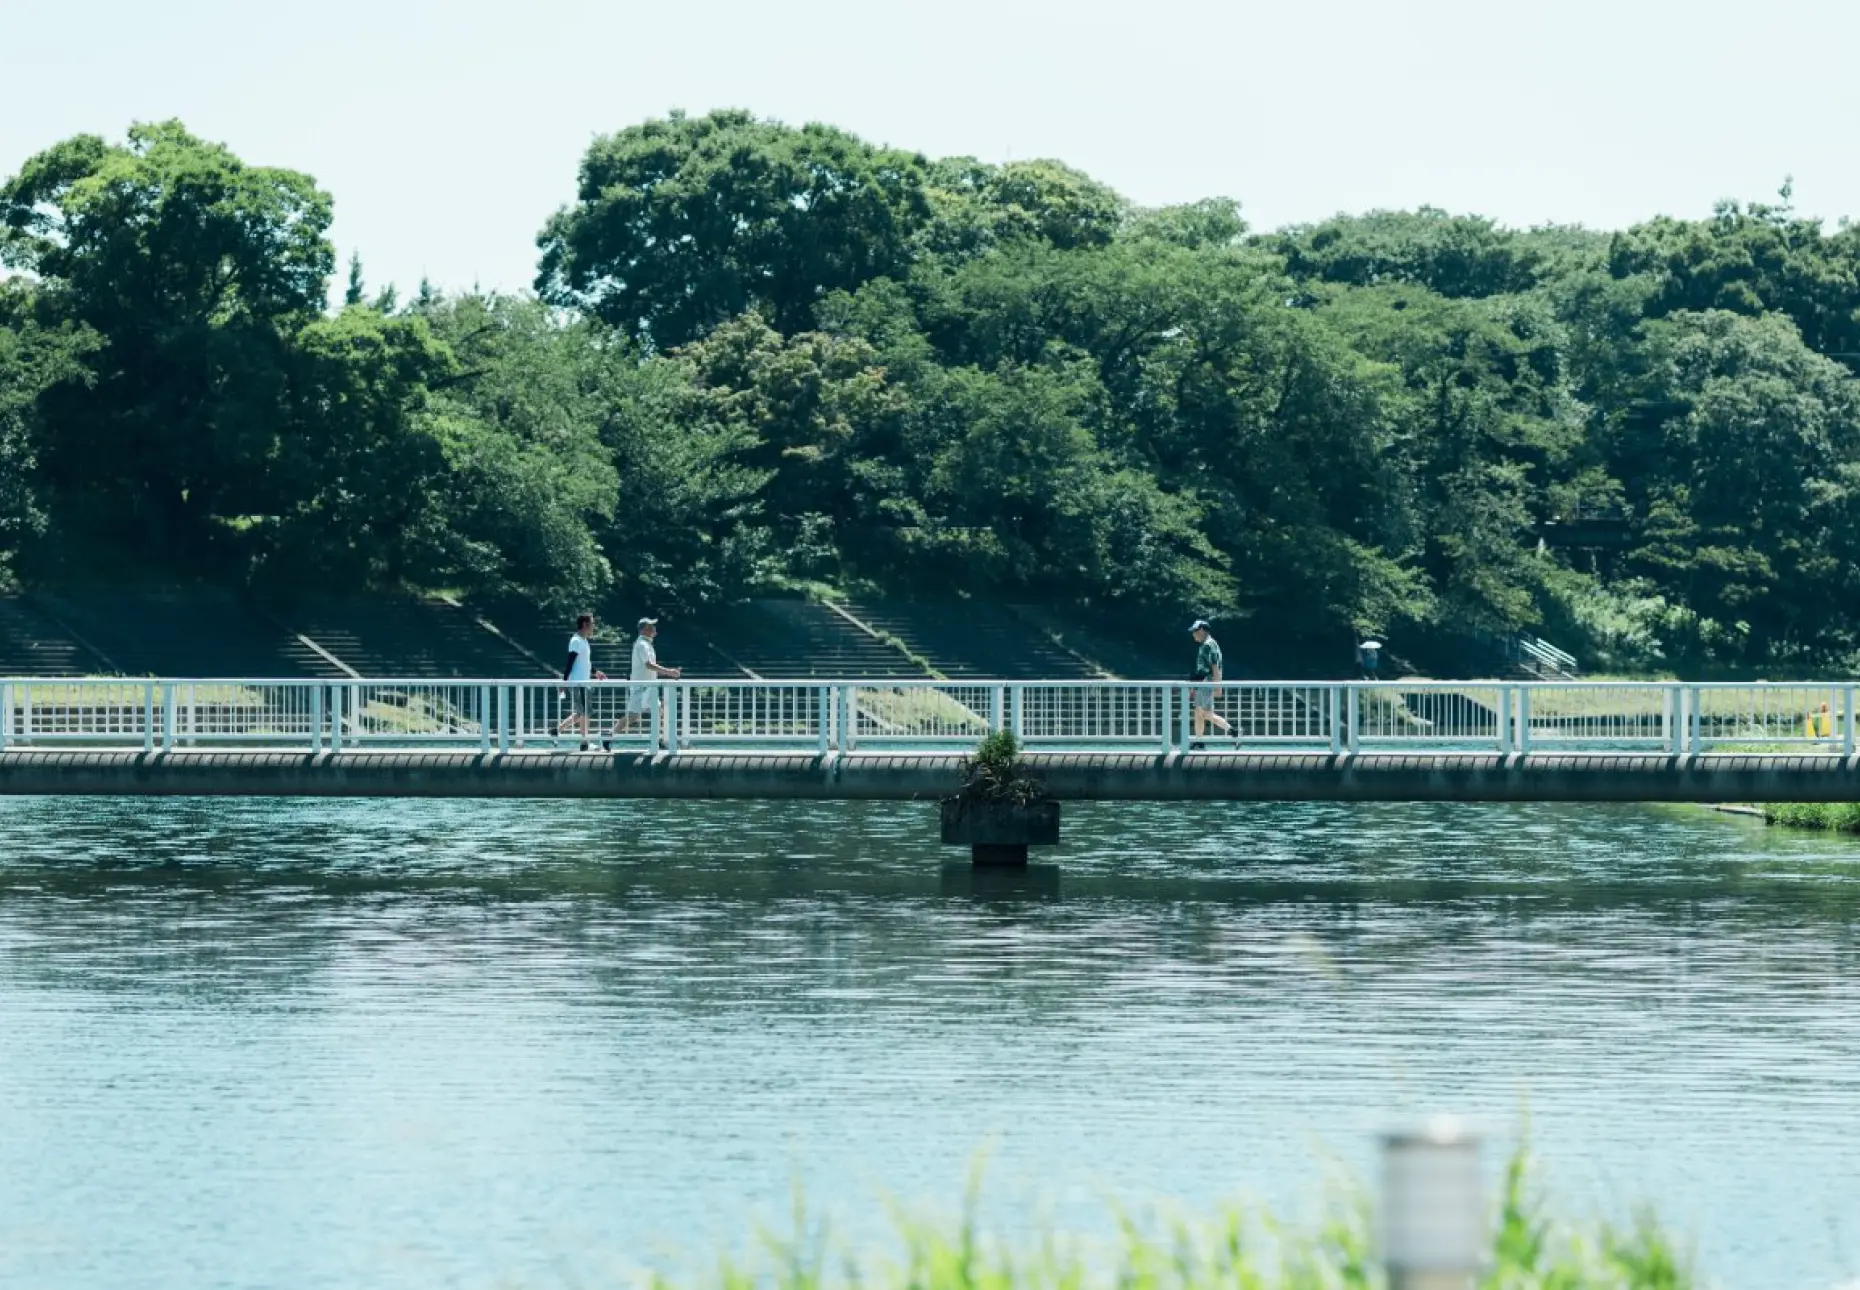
[
  {"left": 836, "top": 599, "right": 1101, "bottom": 680},
  {"left": 31, "top": 587, "right": 312, "bottom": 677},
  {"left": 686, "top": 600, "right": 929, "bottom": 680},
  {"left": 0, "top": 596, "right": 109, "bottom": 676},
  {"left": 277, "top": 597, "right": 544, "bottom": 678}
]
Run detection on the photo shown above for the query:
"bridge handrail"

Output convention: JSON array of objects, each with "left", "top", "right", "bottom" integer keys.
[
  {"left": 0, "top": 677, "right": 1854, "bottom": 759},
  {"left": 1518, "top": 635, "right": 1578, "bottom": 670},
  {"left": 7, "top": 674, "right": 1824, "bottom": 688}
]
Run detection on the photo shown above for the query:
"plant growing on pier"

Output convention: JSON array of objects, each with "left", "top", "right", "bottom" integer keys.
[{"left": 950, "top": 730, "right": 1045, "bottom": 807}]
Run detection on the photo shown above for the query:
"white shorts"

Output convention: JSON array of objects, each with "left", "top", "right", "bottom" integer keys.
[{"left": 626, "top": 685, "right": 656, "bottom": 715}]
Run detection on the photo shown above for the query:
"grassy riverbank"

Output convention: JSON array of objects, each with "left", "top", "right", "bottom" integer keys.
[
  {"left": 703, "top": 1149, "right": 1690, "bottom": 1289},
  {"left": 1763, "top": 802, "right": 1860, "bottom": 833}
]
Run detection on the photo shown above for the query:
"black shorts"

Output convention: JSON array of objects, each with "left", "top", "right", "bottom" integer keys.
[{"left": 564, "top": 686, "right": 590, "bottom": 716}]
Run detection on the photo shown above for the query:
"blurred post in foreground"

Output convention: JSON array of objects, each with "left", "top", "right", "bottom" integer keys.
[{"left": 1381, "top": 1118, "right": 1484, "bottom": 1290}]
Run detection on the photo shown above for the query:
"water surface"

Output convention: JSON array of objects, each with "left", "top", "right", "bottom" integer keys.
[{"left": 2, "top": 796, "right": 1857, "bottom": 1288}]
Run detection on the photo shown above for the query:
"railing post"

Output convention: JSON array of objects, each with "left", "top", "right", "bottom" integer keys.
[
  {"left": 1497, "top": 684, "right": 1513, "bottom": 756},
  {"left": 1177, "top": 683, "right": 1193, "bottom": 751},
  {"left": 0, "top": 681, "right": 9, "bottom": 750},
  {"left": 1163, "top": 683, "right": 1177, "bottom": 755},
  {"left": 1687, "top": 686, "right": 1702, "bottom": 756},
  {"left": 649, "top": 683, "right": 662, "bottom": 749},
  {"left": 162, "top": 683, "right": 177, "bottom": 753},
  {"left": 310, "top": 684, "right": 324, "bottom": 753},
  {"left": 664, "top": 684, "right": 680, "bottom": 755},
  {"left": 329, "top": 684, "right": 343, "bottom": 754},
  {"left": 1846, "top": 685, "right": 1856, "bottom": 759},
  {"left": 1345, "top": 685, "right": 1361, "bottom": 753},
  {"left": 817, "top": 685, "right": 832, "bottom": 755},
  {"left": 840, "top": 684, "right": 858, "bottom": 752},
  {"left": 497, "top": 685, "right": 511, "bottom": 754},
  {"left": 143, "top": 683, "right": 154, "bottom": 753},
  {"left": 20, "top": 683, "right": 30, "bottom": 746},
  {"left": 1009, "top": 684, "right": 1024, "bottom": 740},
  {"left": 990, "top": 684, "right": 1006, "bottom": 734},
  {"left": 1517, "top": 686, "right": 1531, "bottom": 755}
]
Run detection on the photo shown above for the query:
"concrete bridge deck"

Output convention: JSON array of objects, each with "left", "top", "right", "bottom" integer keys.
[{"left": 2, "top": 748, "right": 1856, "bottom": 802}]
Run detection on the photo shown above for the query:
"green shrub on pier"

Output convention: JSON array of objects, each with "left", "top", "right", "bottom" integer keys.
[{"left": 951, "top": 731, "right": 1045, "bottom": 807}]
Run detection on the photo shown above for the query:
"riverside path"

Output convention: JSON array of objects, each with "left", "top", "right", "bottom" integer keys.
[{"left": 2, "top": 676, "right": 1860, "bottom": 803}]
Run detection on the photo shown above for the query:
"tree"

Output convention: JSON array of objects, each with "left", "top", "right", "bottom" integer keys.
[
  {"left": 0, "top": 283, "right": 96, "bottom": 579},
  {"left": 417, "top": 294, "right": 621, "bottom": 610},
  {"left": 1604, "top": 195, "right": 1860, "bottom": 364},
  {"left": 1314, "top": 284, "right": 1589, "bottom": 634},
  {"left": 0, "top": 121, "right": 333, "bottom": 563},
  {"left": 264, "top": 306, "right": 455, "bottom": 588},
  {"left": 917, "top": 157, "right": 1131, "bottom": 262},
  {"left": 1606, "top": 310, "right": 1860, "bottom": 662},
  {"left": 536, "top": 110, "right": 931, "bottom": 348},
  {"left": 1124, "top": 198, "right": 1247, "bottom": 250},
  {"left": 673, "top": 312, "right": 901, "bottom": 561},
  {"left": 1269, "top": 208, "right": 1546, "bottom": 299},
  {"left": 600, "top": 351, "right": 774, "bottom": 607}
]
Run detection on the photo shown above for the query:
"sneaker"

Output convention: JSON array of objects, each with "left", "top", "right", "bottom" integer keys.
[
  {"left": 579, "top": 741, "right": 590, "bottom": 753},
  {"left": 1189, "top": 741, "right": 1206, "bottom": 751},
  {"left": 601, "top": 737, "right": 612, "bottom": 752}
]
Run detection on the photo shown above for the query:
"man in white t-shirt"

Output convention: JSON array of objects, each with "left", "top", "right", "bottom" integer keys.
[
  {"left": 555, "top": 612, "right": 606, "bottom": 750},
  {"left": 603, "top": 617, "right": 681, "bottom": 749}
]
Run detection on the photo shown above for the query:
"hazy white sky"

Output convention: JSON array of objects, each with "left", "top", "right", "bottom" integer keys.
[{"left": 5, "top": 0, "right": 1857, "bottom": 301}]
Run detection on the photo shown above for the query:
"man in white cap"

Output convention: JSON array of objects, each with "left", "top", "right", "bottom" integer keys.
[
  {"left": 603, "top": 617, "right": 682, "bottom": 749},
  {"left": 1188, "top": 619, "right": 1235, "bottom": 747}
]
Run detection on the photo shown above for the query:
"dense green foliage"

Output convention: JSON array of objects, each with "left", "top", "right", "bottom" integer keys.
[{"left": 7, "top": 115, "right": 1860, "bottom": 670}]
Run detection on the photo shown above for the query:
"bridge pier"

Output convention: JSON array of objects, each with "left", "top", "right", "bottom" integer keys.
[{"left": 939, "top": 798, "right": 1061, "bottom": 866}]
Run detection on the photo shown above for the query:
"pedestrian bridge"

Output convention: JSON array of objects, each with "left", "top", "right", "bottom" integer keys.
[{"left": 1, "top": 676, "right": 1857, "bottom": 802}]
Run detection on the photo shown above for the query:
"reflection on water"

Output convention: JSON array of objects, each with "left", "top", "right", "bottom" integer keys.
[{"left": 1, "top": 797, "right": 1857, "bottom": 1288}]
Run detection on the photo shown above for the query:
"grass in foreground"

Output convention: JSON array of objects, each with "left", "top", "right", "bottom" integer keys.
[{"left": 685, "top": 1146, "right": 1690, "bottom": 1290}]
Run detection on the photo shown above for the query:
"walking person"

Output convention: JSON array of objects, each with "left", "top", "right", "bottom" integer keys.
[
  {"left": 557, "top": 612, "right": 606, "bottom": 751},
  {"left": 604, "top": 617, "right": 682, "bottom": 750},
  {"left": 1357, "top": 638, "right": 1383, "bottom": 681},
  {"left": 1189, "top": 619, "right": 1235, "bottom": 749}
]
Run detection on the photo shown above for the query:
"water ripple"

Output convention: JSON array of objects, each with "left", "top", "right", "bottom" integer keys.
[{"left": 0, "top": 796, "right": 1857, "bottom": 1288}]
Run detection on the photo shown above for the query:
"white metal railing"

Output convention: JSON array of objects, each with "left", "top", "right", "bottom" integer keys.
[{"left": 0, "top": 678, "right": 1855, "bottom": 757}]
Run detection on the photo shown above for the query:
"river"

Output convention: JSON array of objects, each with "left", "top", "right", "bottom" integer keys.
[{"left": 1, "top": 796, "right": 1856, "bottom": 1288}]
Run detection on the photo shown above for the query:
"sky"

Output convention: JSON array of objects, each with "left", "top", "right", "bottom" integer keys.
[{"left": 5, "top": 0, "right": 1859, "bottom": 303}]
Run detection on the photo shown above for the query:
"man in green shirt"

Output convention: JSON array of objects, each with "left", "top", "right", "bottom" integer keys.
[{"left": 1189, "top": 620, "right": 1235, "bottom": 747}]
